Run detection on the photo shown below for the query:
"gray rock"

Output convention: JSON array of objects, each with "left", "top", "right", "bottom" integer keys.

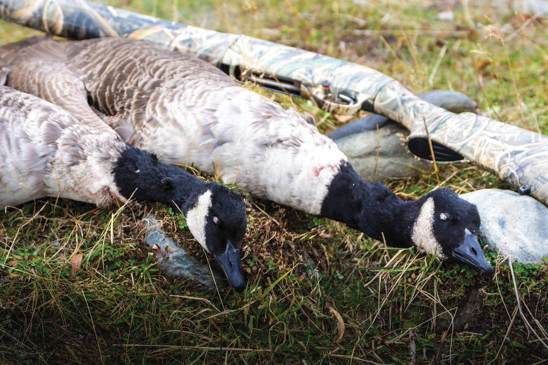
[
  {"left": 513, "top": 0, "right": 547, "bottom": 16},
  {"left": 142, "top": 214, "right": 224, "bottom": 288},
  {"left": 334, "top": 122, "right": 430, "bottom": 181},
  {"left": 330, "top": 90, "right": 477, "bottom": 181},
  {"left": 461, "top": 189, "right": 548, "bottom": 264}
]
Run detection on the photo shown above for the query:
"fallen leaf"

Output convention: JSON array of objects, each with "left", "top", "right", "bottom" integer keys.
[
  {"left": 319, "top": 231, "right": 333, "bottom": 239},
  {"left": 474, "top": 59, "right": 491, "bottom": 72},
  {"left": 328, "top": 304, "right": 346, "bottom": 342},
  {"left": 71, "top": 253, "right": 83, "bottom": 275},
  {"left": 334, "top": 114, "right": 354, "bottom": 123}
]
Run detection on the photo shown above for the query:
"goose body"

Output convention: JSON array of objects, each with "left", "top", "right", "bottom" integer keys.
[
  {"left": 0, "top": 84, "right": 127, "bottom": 207},
  {"left": 0, "top": 37, "right": 492, "bottom": 272},
  {"left": 0, "top": 78, "right": 247, "bottom": 289},
  {"left": 1, "top": 37, "right": 344, "bottom": 214}
]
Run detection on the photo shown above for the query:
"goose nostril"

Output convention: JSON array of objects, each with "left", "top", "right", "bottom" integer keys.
[{"left": 471, "top": 247, "right": 477, "bottom": 256}]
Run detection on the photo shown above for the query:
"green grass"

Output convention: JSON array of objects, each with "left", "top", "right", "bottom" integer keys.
[{"left": 0, "top": 0, "right": 547, "bottom": 363}]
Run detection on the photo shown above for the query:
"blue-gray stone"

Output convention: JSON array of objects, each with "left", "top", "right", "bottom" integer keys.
[
  {"left": 461, "top": 189, "right": 548, "bottom": 263},
  {"left": 142, "top": 215, "right": 224, "bottom": 288}
]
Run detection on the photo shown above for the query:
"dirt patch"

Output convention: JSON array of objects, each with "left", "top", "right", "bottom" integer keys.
[{"left": 453, "top": 285, "right": 485, "bottom": 331}]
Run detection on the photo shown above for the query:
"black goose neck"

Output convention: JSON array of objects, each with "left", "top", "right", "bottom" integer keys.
[
  {"left": 113, "top": 146, "right": 206, "bottom": 212},
  {"left": 320, "top": 162, "right": 418, "bottom": 247}
]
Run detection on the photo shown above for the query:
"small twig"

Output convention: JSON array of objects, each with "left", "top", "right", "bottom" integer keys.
[
  {"left": 328, "top": 353, "right": 383, "bottom": 364},
  {"left": 169, "top": 294, "right": 220, "bottom": 313},
  {"left": 509, "top": 258, "right": 548, "bottom": 350},
  {"left": 462, "top": 0, "right": 476, "bottom": 29},
  {"left": 351, "top": 29, "right": 471, "bottom": 38},
  {"left": 116, "top": 343, "right": 271, "bottom": 352},
  {"left": 492, "top": 306, "right": 518, "bottom": 364},
  {"left": 82, "top": 290, "right": 104, "bottom": 364},
  {"left": 428, "top": 42, "right": 448, "bottom": 88},
  {"left": 251, "top": 201, "right": 282, "bottom": 227},
  {"left": 506, "top": 15, "right": 540, "bottom": 41},
  {"left": 422, "top": 117, "right": 440, "bottom": 183},
  {"left": 2, "top": 203, "right": 48, "bottom": 265},
  {"left": 204, "top": 252, "right": 225, "bottom": 311}
]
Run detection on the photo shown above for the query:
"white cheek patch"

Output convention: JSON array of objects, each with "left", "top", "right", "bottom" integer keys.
[
  {"left": 185, "top": 189, "right": 212, "bottom": 251},
  {"left": 411, "top": 197, "right": 445, "bottom": 258}
]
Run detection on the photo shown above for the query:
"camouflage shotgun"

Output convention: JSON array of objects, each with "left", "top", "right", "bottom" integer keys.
[{"left": 0, "top": 0, "right": 546, "bottom": 205}]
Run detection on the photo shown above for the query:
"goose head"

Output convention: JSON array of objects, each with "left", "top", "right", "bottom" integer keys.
[
  {"left": 321, "top": 163, "right": 492, "bottom": 272},
  {"left": 113, "top": 147, "right": 248, "bottom": 290},
  {"left": 183, "top": 184, "right": 247, "bottom": 290},
  {"left": 409, "top": 188, "right": 493, "bottom": 273}
]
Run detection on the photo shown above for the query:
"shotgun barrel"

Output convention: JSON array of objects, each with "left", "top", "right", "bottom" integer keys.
[{"left": 1, "top": 0, "right": 546, "bottom": 205}]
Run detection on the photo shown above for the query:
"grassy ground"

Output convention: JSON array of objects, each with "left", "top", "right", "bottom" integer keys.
[{"left": 0, "top": 0, "right": 546, "bottom": 363}]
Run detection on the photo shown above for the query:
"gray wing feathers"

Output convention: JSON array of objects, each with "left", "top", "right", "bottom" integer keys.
[
  {"left": 0, "top": 86, "right": 126, "bottom": 207},
  {"left": 0, "top": 39, "right": 112, "bottom": 133},
  {"left": 0, "top": 117, "right": 49, "bottom": 206}
]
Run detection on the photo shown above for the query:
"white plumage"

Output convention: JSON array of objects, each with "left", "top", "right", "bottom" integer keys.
[
  {"left": 0, "top": 85, "right": 125, "bottom": 207},
  {"left": 185, "top": 190, "right": 212, "bottom": 250},
  {"left": 152, "top": 88, "right": 347, "bottom": 214},
  {"left": 411, "top": 197, "right": 445, "bottom": 258}
]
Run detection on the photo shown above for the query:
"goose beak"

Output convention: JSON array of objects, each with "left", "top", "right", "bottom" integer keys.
[
  {"left": 451, "top": 231, "right": 493, "bottom": 273},
  {"left": 214, "top": 241, "right": 247, "bottom": 291}
]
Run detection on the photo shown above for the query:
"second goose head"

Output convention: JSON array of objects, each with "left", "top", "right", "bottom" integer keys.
[
  {"left": 404, "top": 188, "right": 492, "bottom": 272},
  {"left": 183, "top": 184, "right": 247, "bottom": 291},
  {"left": 321, "top": 163, "right": 492, "bottom": 273},
  {"left": 113, "top": 147, "right": 248, "bottom": 290}
]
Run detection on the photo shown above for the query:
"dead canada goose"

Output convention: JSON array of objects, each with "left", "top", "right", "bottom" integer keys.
[
  {"left": 0, "top": 37, "right": 492, "bottom": 273},
  {"left": 0, "top": 79, "right": 247, "bottom": 289}
]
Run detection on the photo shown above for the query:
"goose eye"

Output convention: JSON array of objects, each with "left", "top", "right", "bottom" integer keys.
[
  {"left": 439, "top": 213, "right": 449, "bottom": 221},
  {"left": 212, "top": 216, "right": 220, "bottom": 224}
]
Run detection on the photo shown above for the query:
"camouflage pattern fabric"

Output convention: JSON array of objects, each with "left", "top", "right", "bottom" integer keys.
[
  {"left": 329, "top": 91, "right": 478, "bottom": 181},
  {"left": 0, "top": 0, "right": 546, "bottom": 206}
]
